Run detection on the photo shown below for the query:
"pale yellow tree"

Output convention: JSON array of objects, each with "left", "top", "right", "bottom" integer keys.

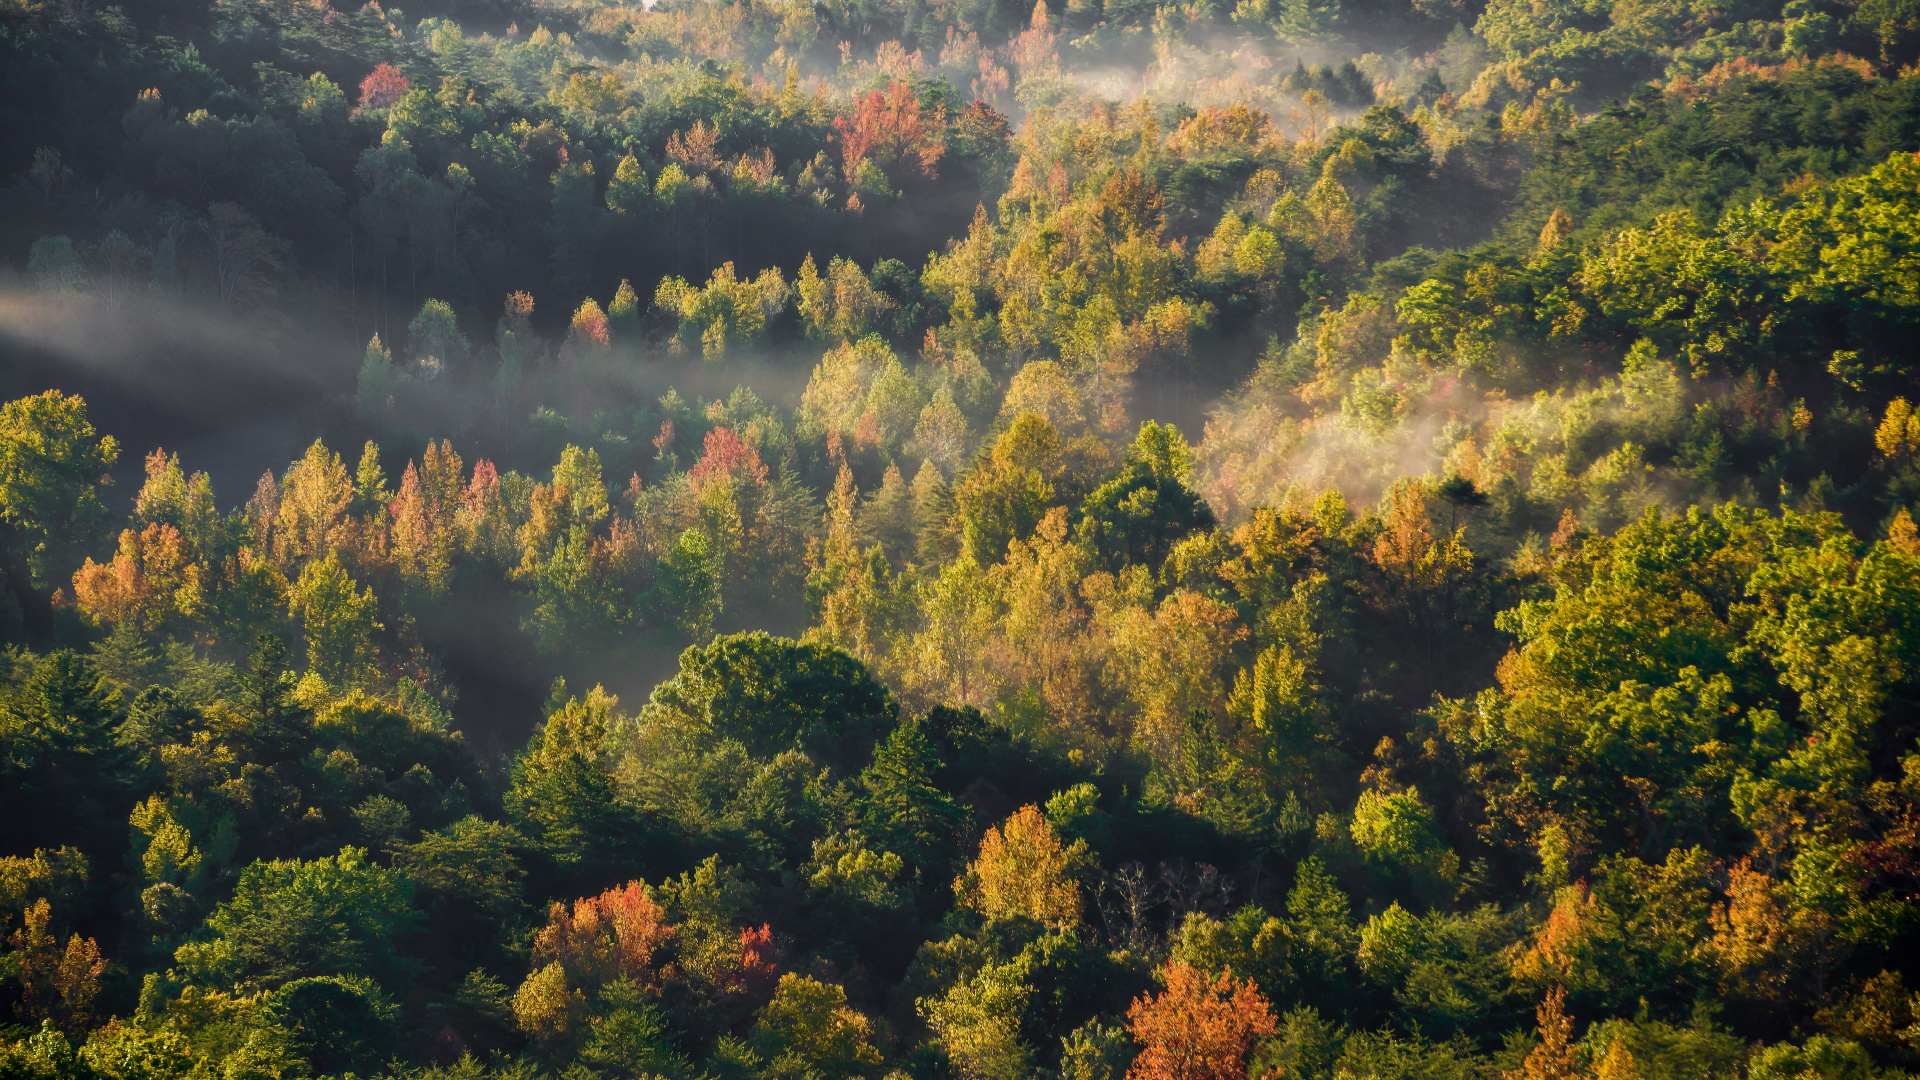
[
  {"left": 991, "top": 508, "right": 1097, "bottom": 733},
  {"left": 901, "top": 556, "right": 1001, "bottom": 709},
  {"left": 1095, "top": 585, "right": 1247, "bottom": 769}
]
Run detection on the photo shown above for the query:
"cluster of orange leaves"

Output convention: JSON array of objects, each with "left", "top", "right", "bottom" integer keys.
[
  {"left": 533, "top": 881, "right": 677, "bottom": 988},
  {"left": 1125, "top": 962, "right": 1277, "bottom": 1080},
  {"left": 71, "top": 521, "right": 194, "bottom": 631},
  {"left": 9, "top": 899, "right": 106, "bottom": 1035},
  {"left": 358, "top": 62, "right": 409, "bottom": 109}
]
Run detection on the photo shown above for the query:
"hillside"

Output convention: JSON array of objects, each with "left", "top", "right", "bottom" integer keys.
[{"left": 2, "top": 0, "right": 1920, "bottom": 1073}]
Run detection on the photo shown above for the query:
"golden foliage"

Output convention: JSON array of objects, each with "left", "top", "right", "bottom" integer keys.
[{"left": 956, "top": 805, "right": 1085, "bottom": 929}]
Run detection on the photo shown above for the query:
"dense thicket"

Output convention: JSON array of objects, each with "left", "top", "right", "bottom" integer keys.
[{"left": 3, "top": 0, "right": 1920, "bottom": 1071}]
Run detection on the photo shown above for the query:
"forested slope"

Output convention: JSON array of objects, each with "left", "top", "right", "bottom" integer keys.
[{"left": 2, "top": 0, "right": 1920, "bottom": 1071}]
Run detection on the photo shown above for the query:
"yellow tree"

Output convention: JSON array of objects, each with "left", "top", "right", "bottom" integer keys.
[
  {"left": 273, "top": 440, "right": 354, "bottom": 570},
  {"left": 956, "top": 805, "right": 1086, "bottom": 929},
  {"left": 390, "top": 462, "right": 451, "bottom": 598},
  {"left": 1096, "top": 586, "right": 1246, "bottom": 769},
  {"left": 751, "top": 974, "right": 883, "bottom": 1076},
  {"left": 902, "top": 556, "right": 1000, "bottom": 709},
  {"left": 992, "top": 507, "right": 1096, "bottom": 732}
]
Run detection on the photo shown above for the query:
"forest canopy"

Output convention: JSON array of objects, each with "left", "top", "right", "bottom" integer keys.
[{"left": 3, "top": 0, "right": 1920, "bottom": 1071}]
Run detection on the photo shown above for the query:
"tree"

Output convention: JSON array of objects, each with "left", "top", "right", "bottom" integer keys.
[
  {"left": 529, "top": 881, "right": 675, "bottom": 992},
  {"left": 358, "top": 63, "right": 410, "bottom": 110},
  {"left": 390, "top": 462, "right": 451, "bottom": 597},
  {"left": 923, "top": 959, "right": 1035, "bottom": 1080},
  {"left": 607, "top": 154, "right": 650, "bottom": 214},
  {"left": 956, "top": 415, "right": 1061, "bottom": 565},
  {"left": 1077, "top": 423, "right": 1215, "bottom": 572},
  {"left": 8, "top": 899, "right": 105, "bottom": 1033},
  {"left": 688, "top": 428, "right": 769, "bottom": 491},
  {"left": 273, "top": 440, "right": 353, "bottom": 569},
  {"left": 173, "top": 847, "right": 418, "bottom": 991},
  {"left": 752, "top": 975, "right": 885, "bottom": 1075},
  {"left": 228, "top": 633, "right": 308, "bottom": 756},
  {"left": 832, "top": 81, "right": 944, "bottom": 187},
  {"left": 1350, "top": 787, "right": 1460, "bottom": 890},
  {"left": 1504, "top": 988, "right": 1580, "bottom": 1080},
  {"left": 1124, "top": 962, "right": 1276, "bottom": 1080},
  {"left": 1286, "top": 856, "right": 1355, "bottom": 995},
  {"left": 577, "top": 978, "right": 686, "bottom": 1075},
  {"left": 407, "top": 298, "right": 467, "bottom": 370},
  {"left": 858, "top": 718, "right": 967, "bottom": 870},
  {"left": 505, "top": 686, "right": 634, "bottom": 870},
  {"left": 262, "top": 976, "right": 398, "bottom": 1076},
  {"left": 642, "top": 632, "right": 896, "bottom": 764},
  {"left": 205, "top": 202, "right": 285, "bottom": 310},
  {"left": 287, "top": 551, "right": 380, "bottom": 687},
  {"left": 656, "top": 527, "right": 722, "bottom": 642},
  {"left": 513, "top": 962, "right": 586, "bottom": 1050},
  {"left": 957, "top": 805, "right": 1087, "bottom": 929},
  {"left": 0, "top": 391, "right": 118, "bottom": 597},
  {"left": 5, "top": 651, "right": 135, "bottom": 845}
]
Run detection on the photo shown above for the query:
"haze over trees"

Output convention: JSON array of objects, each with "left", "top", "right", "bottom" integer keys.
[{"left": 3, "top": 0, "right": 1920, "bottom": 1071}]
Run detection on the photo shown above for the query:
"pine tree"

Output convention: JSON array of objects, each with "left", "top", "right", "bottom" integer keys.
[
  {"left": 231, "top": 633, "right": 308, "bottom": 757},
  {"left": 859, "top": 719, "right": 967, "bottom": 870}
]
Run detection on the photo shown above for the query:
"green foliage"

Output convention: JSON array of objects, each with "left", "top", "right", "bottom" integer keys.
[
  {"left": 0, "top": 392, "right": 118, "bottom": 590},
  {"left": 644, "top": 632, "right": 896, "bottom": 765},
  {"left": 261, "top": 976, "right": 399, "bottom": 1076},
  {"left": 10, "top": 0, "right": 1920, "bottom": 1066},
  {"left": 174, "top": 847, "right": 419, "bottom": 991},
  {"left": 858, "top": 718, "right": 967, "bottom": 866}
]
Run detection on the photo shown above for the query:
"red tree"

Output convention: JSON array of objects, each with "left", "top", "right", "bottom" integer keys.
[
  {"left": 688, "top": 427, "right": 769, "bottom": 490},
  {"left": 358, "top": 63, "right": 410, "bottom": 110},
  {"left": 463, "top": 458, "right": 500, "bottom": 517},
  {"left": 832, "top": 81, "right": 945, "bottom": 183},
  {"left": 1126, "top": 962, "right": 1277, "bottom": 1080}
]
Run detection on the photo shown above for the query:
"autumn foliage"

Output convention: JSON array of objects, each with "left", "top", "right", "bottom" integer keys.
[
  {"left": 531, "top": 881, "right": 676, "bottom": 989},
  {"left": 357, "top": 63, "right": 410, "bottom": 110},
  {"left": 688, "top": 427, "right": 769, "bottom": 491},
  {"left": 956, "top": 804, "right": 1084, "bottom": 929},
  {"left": 832, "top": 81, "right": 945, "bottom": 183},
  {"left": 9, "top": 900, "right": 105, "bottom": 1035},
  {"left": 1505, "top": 988, "right": 1580, "bottom": 1080},
  {"left": 1125, "top": 962, "right": 1277, "bottom": 1080}
]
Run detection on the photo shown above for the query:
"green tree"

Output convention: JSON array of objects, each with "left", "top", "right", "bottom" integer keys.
[
  {"left": 3, "top": 651, "right": 135, "bottom": 848},
  {"left": 225, "top": 634, "right": 309, "bottom": 757},
  {"left": 174, "top": 847, "right": 419, "bottom": 991},
  {"left": 261, "top": 976, "right": 399, "bottom": 1076},
  {"left": 1286, "top": 856, "right": 1356, "bottom": 999},
  {"left": 858, "top": 718, "right": 968, "bottom": 873},
  {"left": 0, "top": 392, "right": 118, "bottom": 603},
  {"left": 504, "top": 687, "right": 638, "bottom": 877},
  {"left": 642, "top": 632, "right": 896, "bottom": 765},
  {"left": 287, "top": 551, "right": 380, "bottom": 687}
]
